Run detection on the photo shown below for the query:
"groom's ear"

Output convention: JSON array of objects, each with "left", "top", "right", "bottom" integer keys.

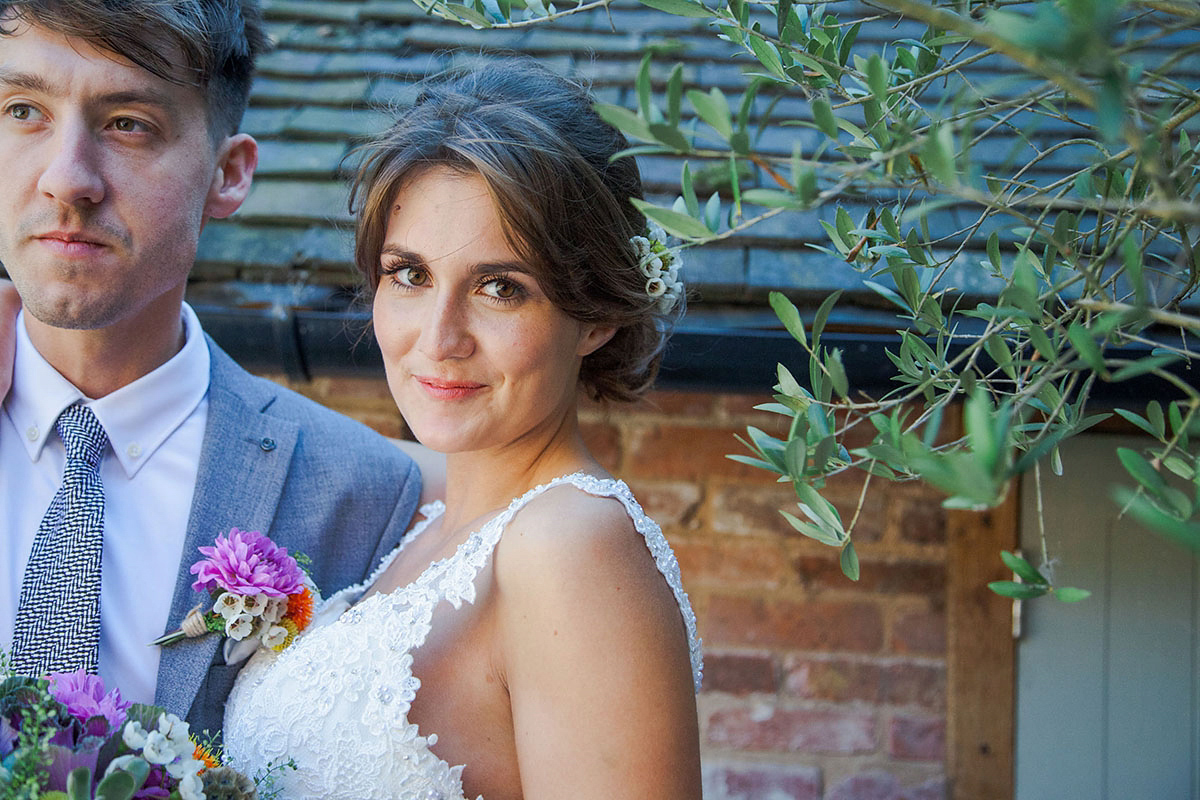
[{"left": 204, "top": 133, "right": 259, "bottom": 221}]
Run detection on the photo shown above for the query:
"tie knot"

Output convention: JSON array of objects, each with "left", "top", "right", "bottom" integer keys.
[{"left": 56, "top": 404, "right": 109, "bottom": 468}]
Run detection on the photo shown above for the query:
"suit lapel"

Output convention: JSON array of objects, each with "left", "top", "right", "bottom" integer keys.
[{"left": 153, "top": 339, "right": 299, "bottom": 718}]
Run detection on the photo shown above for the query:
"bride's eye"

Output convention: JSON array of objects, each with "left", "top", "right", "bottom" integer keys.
[
  {"left": 480, "top": 275, "right": 524, "bottom": 303},
  {"left": 381, "top": 262, "right": 430, "bottom": 290}
]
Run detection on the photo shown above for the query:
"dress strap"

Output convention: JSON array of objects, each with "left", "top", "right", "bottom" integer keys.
[{"left": 472, "top": 472, "right": 704, "bottom": 692}]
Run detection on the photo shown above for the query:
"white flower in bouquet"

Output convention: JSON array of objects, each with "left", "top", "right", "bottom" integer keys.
[
  {"left": 177, "top": 769, "right": 206, "bottom": 800},
  {"left": 225, "top": 612, "right": 255, "bottom": 640},
  {"left": 261, "top": 596, "right": 287, "bottom": 624},
  {"left": 142, "top": 729, "right": 177, "bottom": 765},
  {"left": 240, "top": 592, "right": 269, "bottom": 617},
  {"left": 260, "top": 624, "right": 290, "bottom": 649},
  {"left": 214, "top": 591, "right": 246, "bottom": 619},
  {"left": 123, "top": 719, "right": 149, "bottom": 749}
]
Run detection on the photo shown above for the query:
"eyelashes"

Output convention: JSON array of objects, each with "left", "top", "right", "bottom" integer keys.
[{"left": 378, "top": 258, "right": 527, "bottom": 306}]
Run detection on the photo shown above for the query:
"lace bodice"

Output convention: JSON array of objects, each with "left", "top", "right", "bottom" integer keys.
[{"left": 222, "top": 473, "right": 702, "bottom": 800}]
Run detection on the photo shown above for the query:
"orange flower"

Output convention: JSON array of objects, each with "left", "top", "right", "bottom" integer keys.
[
  {"left": 284, "top": 588, "right": 314, "bottom": 631},
  {"left": 193, "top": 738, "right": 220, "bottom": 770}
]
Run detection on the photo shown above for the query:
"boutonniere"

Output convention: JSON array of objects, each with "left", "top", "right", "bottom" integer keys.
[{"left": 152, "top": 528, "right": 318, "bottom": 663}]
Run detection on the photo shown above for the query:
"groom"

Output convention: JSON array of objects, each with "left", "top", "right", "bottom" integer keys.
[{"left": 0, "top": 0, "right": 421, "bottom": 735}]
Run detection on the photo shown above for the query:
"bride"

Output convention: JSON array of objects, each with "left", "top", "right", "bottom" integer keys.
[{"left": 221, "top": 59, "right": 703, "bottom": 799}]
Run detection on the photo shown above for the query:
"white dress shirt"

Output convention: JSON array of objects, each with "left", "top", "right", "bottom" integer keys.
[{"left": 1, "top": 303, "right": 210, "bottom": 704}]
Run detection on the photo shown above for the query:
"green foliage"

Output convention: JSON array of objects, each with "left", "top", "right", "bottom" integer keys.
[
  {"left": 419, "top": 0, "right": 1200, "bottom": 594},
  {"left": 988, "top": 550, "right": 1090, "bottom": 602}
]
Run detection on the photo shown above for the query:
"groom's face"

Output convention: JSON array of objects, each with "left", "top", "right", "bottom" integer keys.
[{"left": 0, "top": 18, "right": 225, "bottom": 334}]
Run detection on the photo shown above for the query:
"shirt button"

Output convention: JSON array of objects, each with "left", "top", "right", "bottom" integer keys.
[
  {"left": 127, "top": 443, "right": 142, "bottom": 458},
  {"left": 260, "top": 437, "right": 276, "bottom": 452},
  {"left": 26, "top": 426, "right": 38, "bottom": 441}
]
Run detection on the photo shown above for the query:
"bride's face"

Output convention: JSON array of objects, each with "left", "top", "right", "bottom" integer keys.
[{"left": 372, "top": 167, "right": 611, "bottom": 455}]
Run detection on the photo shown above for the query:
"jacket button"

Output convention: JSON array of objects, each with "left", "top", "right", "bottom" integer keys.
[{"left": 260, "top": 437, "right": 276, "bottom": 452}]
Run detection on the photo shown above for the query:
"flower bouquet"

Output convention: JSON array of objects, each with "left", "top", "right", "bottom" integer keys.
[
  {"left": 0, "top": 665, "right": 258, "bottom": 800},
  {"left": 152, "top": 528, "right": 317, "bottom": 664}
]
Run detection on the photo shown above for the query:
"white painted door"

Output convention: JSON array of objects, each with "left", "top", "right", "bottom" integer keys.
[{"left": 1015, "top": 434, "right": 1200, "bottom": 799}]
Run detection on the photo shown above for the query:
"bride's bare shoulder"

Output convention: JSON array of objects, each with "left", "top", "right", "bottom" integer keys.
[{"left": 490, "top": 481, "right": 677, "bottom": 624}]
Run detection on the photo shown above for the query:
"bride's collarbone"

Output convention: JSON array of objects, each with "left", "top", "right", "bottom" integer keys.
[{"left": 371, "top": 509, "right": 500, "bottom": 596}]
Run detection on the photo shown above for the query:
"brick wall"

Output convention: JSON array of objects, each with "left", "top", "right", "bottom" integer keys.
[{"left": 264, "top": 374, "right": 950, "bottom": 800}]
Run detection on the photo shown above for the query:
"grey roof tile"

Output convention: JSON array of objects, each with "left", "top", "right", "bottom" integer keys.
[
  {"left": 285, "top": 107, "right": 394, "bottom": 139},
  {"left": 180, "top": 0, "right": 1198, "bottom": 326},
  {"left": 240, "top": 107, "right": 301, "bottom": 137},
  {"left": 263, "top": 0, "right": 363, "bottom": 23},
  {"left": 252, "top": 75, "right": 373, "bottom": 106},
  {"left": 255, "top": 140, "right": 350, "bottom": 177},
  {"left": 256, "top": 49, "right": 331, "bottom": 76},
  {"left": 238, "top": 180, "right": 355, "bottom": 225}
]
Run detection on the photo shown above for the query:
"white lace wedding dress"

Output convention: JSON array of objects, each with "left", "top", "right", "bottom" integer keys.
[{"left": 222, "top": 473, "right": 703, "bottom": 800}]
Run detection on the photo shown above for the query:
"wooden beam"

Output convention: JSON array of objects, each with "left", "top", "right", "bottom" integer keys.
[{"left": 946, "top": 487, "right": 1019, "bottom": 799}]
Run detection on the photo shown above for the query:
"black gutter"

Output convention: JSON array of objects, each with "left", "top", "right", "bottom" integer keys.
[{"left": 194, "top": 305, "right": 1199, "bottom": 405}]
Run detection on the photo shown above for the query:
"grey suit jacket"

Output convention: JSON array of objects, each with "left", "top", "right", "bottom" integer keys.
[{"left": 153, "top": 336, "right": 421, "bottom": 736}]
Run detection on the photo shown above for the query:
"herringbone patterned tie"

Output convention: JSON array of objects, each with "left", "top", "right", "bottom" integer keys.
[{"left": 11, "top": 404, "right": 109, "bottom": 676}]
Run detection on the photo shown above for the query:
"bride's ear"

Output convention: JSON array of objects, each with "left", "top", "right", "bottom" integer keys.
[{"left": 577, "top": 324, "right": 616, "bottom": 357}]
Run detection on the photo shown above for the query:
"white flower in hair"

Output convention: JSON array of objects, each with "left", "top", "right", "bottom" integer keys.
[{"left": 632, "top": 221, "right": 684, "bottom": 313}]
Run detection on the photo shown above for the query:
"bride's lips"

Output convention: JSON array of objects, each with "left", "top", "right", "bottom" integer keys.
[{"left": 415, "top": 376, "right": 486, "bottom": 400}]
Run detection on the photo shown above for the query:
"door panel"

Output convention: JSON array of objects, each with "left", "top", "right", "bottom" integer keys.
[{"left": 1016, "top": 434, "right": 1199, "bottom": 800}]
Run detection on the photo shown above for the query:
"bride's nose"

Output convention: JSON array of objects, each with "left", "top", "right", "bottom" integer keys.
[{"left": 416, "top": 291, "right": 474, "bottom": 361}]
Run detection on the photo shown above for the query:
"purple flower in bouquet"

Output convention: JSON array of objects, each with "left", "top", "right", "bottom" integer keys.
[
  {"left": 47, "top": 669, "right": 131, "bottom": 733},
  {"left": 189, "top": 527, "right": 305, "bottom": 598}
]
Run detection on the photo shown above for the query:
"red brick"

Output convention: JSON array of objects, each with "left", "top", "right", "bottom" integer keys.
[
  {"left": 352, "top": 411, "right": 410, "bottom": 439},
  {"left": 813, "top": 471, "right": 886, "bottom": 543},
  {"left": 719, "top": 392, "right": 787, "bottom": 419},
  {"left": 781, "top": 657, "right": 945, "bottom": 711},
  {"left": 673, "top": 540, "right": 791, "bottom": 588},
  {"left": 627, "top": 424, "right": 780, "bottom": 482},
  {"left": 705, "top": 761, "right": 822, "bottom": 800},
  {"left": 794, "top": 557, "right": 945, "bottom": 596},
  {"left": 710, "top": 484, "right": 797, "bottom": 537},
  {"left": 891, "top": 607, "right": 946, "bottom": 656},
  {"left": 706, "top": 706, "right": 876, "bottom": 754},
  {"left": 579, "top": 420, "right": 622, "bottom": 471},
  {"left": 705, "top": 595, "right": 884, "bottom": 652},
  {"left": 627, "top": 480, "right": 702, "bottom": 527},
  {"left": 892, "top": 491, "right": 947, "bottom": 545},
  {"left": 632, "top": 389, "right": 718, "bottom": 417},
  {"left": 702, "top": 652, "right": 777, "bottom": 694},
  {"left": 836, "top": 413, "right": 883, "bottom": 451},
  {"left": 826, "top": 770, "right": 903, "bottom": 800},
  {"left": 889, "top": 715, "right": 945, "bottom": 761},
  {"left": 282, "top": 375, "right": 399, "bottom": 411},
  {"left": 902, "top": 777, "right": 947, "bottom": 800}
]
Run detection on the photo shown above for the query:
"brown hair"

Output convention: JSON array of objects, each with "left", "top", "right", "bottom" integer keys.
[
  {"left": 0, "top": 0, "right": 267, "bottom": 137},
  {"left": 350, "top": 57, "right": 683, "bottom": 403}
]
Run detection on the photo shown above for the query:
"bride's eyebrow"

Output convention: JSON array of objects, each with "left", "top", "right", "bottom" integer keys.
[
  {"left": 471, "top": 260, "right": 531, "bottom": 276},
  {"left": 379, "top": 245, "right": 423, "bottom": 263}
]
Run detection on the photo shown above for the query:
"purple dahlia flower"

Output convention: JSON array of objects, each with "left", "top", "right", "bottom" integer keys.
[{"left": 189, "top": 527, "right": 305, "bottom": 597}]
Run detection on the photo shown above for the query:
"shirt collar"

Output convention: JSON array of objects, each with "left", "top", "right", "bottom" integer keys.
[{"left": 5, "top": 303, "right": 211, "bottom": 478}]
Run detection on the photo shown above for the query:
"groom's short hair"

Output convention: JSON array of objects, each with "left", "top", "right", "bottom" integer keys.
[{"left": 0, "top": 0, "right": 269, "bottom": 138}]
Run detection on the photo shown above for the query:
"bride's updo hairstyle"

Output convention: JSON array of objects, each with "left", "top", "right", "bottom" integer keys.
[{"left": 350, "top": 57, "right": 683, "bottom": 403}]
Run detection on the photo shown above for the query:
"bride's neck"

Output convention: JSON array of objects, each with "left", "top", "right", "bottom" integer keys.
[{"left": 440, "top": 429, "right": 602, "bottom": 533}]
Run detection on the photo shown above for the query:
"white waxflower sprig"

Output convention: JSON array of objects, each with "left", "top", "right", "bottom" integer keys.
[
  {"left": 108, "top": 711, "right": 207, "bottom": 800},
  {"left": 631, "top": 221, "right": 684, "bottom": 313}
]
